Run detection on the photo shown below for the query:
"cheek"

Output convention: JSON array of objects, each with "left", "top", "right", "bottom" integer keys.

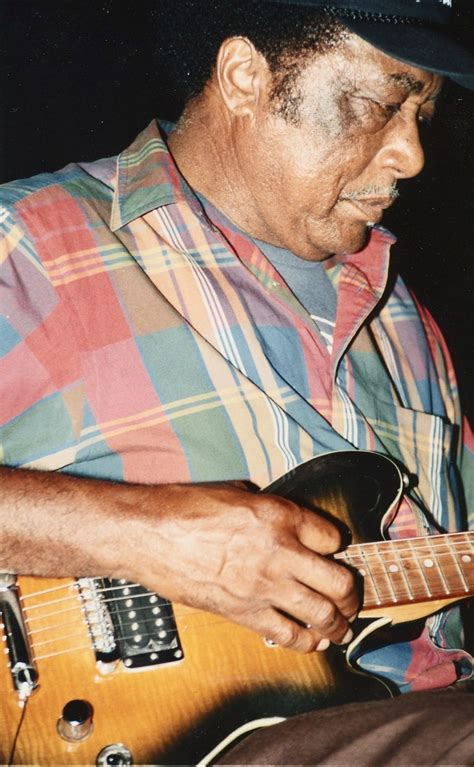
[
  {"left": 278, "top": 151, "right": 352, "bottom": 213},
  {"left": 253, "top": 124, "right": 378, "bottom": 220},
  {"left": 272, "top": 137, "right": 338, "bottom": 195}
]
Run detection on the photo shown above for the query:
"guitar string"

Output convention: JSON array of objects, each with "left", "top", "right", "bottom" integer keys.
[
  {"left": 23, "top": 593, "right": 175, "bottom": 627},
  {"left": 339, "top": 534, "right": 473, "bottom": 556},
  {"left": 20, "top": 582, "right": 144, "bottom": 607},
  {"left": 31, "top": 617, "right": 230, "bottom": 661},
  {"left": 337, "top": 547, "right": 473, "bottom": 562},
  {"left": 28, "top": 616, "right": 212, "bottom": 650},
  {"left": 25, "top": 603, "right": 87, "bottom": 625},
  {"left": 96, "top": 572, "right": 470, "bottom": 603},
  {"left": 28, "top": 560, "right": 470, "bottom": 646},
  {"left": 28, "top": 621, "right": 210, "bottom": 655},
  {"left": 341, "top": 537, "right": 473, "bottom": 553},
  {"left": 30, "top": 617, "right": 194, "bottom": 650},
  {"left": 24, "top": 567, "right": 472, "bottom": 626},
  {"left": 19, "top": 544, "right": 473, "bottom": 625},
  {"left": 22, "top": 589, "right": 176, "bottom": 619},
  {"left": 19, "top": 572, "right": 473, "bottom": 649},
  {"left": 19, "top": 551, "right": 473, "bottom": 629},
  {"left": 26, "top": 599, "right": 176, "bottom": 638},
  {"left": 33, "top": 602, "right": 398, "bottom": 662},
  {"left": 26, "top": 563, "right": 470, "bottom": 665},
  {"left": 28, "top": 545, "right": 472, "bottom": 641},
  {"left": 16, "top": 538, "right": 474, "bottom": 634},
  {"left": 23, "top": 571, "right": 454, "bottom": 654},
  {"left": 338, "top": 549, "right": 473, "bottom": 565},
  {"left": 23, "top": 596, "right": 173, "bottom": 626},
  {"left": 5, "top": 514, "right": 471, "bottom": 661},
  {"left": 28, "top": 552, "right": 469, "bottom": 622},
  {"left": 17, "top": 556, "right": 474, "bottom": 615},
  {"left": 17, "top": 534, "right": 473, "bottom": 605}
]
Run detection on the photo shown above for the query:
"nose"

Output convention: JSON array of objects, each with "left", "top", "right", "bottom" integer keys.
[{"left": 379, "top": 113, "right": 425, "bottom": 180}]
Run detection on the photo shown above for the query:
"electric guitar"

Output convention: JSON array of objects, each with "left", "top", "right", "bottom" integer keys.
[{"left": 1, "top": 451, "right": 472, "bottom": 765}]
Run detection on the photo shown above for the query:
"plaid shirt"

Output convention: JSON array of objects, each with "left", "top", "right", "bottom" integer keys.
[{"left": 1, "top": 120, "right": 472, "bottom": 692}]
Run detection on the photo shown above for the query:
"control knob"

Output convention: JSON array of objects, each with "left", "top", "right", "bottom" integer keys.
[
  {"left": 57, "top": 699, "right": 94, "bottom": 742},
  {"left": 96, "top": 743, "right": 133, "bottom": 765}
]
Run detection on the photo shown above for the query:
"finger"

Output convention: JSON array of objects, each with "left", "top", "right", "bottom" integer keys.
[
  {"left": 273, "top": 581, "right": 353, "bottom": 645},
  {"left": 287, "top": 549, "right": 360, "bottom": 618},
  {"left": 240, "top": 606, "right": 333, "bottom": 654},
  {"left": 294, "top": 505, "right": 345, "bottom": 555}
]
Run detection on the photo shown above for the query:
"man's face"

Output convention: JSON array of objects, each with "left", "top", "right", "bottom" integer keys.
[{"left": 234, "top": 34, "right": 442, "bottom": 260}]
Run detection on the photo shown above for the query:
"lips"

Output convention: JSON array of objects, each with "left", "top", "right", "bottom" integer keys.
[{"left": 339, "top": 196, "right": 396, "bottom": 223}]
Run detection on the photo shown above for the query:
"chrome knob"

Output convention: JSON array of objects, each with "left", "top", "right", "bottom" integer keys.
[
  {"left": 96, "top": 744, "right": 133, "bottom": 765},
  {"left": 57, "top": 699, "right": 94, "bottom": 742}
]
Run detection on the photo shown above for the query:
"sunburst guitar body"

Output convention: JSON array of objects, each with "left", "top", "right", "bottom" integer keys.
[{"left": 1, "top": 451, "right": 472, "bottom": 765}]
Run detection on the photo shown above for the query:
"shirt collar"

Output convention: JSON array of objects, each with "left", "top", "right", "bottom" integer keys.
[
  {"left": 109, "top": 119, "right": 396, "bottom": 296},
  {"left": 110, "top": 119, "right": 203, "bottom": 232}
]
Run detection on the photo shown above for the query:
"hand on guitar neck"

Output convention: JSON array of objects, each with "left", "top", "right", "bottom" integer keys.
[{"left": 0, "top": 463, "right": 358, "bottom": 654}]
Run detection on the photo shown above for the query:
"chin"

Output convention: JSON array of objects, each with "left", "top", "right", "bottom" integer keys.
[
  {"left": 303, "top": 219, "right": 371, "bottom": 261},
  {"left": 333, "top": 224, "right": 371, "bottom": 257}
]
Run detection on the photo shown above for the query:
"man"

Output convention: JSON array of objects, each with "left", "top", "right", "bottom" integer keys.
[{"left": 0, "top": 0, "right": 473, "bottom": 763}]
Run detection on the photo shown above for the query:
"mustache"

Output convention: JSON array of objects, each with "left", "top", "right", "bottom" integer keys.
[{"left": 340, "top": 185, "right": 399, "bottom": 201}]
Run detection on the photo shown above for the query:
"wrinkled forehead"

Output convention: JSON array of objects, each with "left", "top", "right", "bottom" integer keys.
[{"left": 296, "top": 31, "right": 443, "bottom": 98}]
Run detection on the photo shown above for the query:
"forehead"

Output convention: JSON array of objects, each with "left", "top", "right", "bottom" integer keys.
[{"left": 298, "top": 32, "right": 442, "bottom": 99}]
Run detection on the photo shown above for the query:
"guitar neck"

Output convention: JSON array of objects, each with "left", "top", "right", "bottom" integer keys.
[{"left": 336, "top": 531, "right": 474, "bottom": 610}]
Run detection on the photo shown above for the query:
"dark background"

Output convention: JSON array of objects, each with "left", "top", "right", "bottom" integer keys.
[{"left": 1, "top": 1, "right": 473, "bottom": 421}]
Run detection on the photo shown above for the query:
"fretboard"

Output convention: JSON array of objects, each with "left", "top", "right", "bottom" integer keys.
[{"left": 336, "top": 532, "right": 474, "bottom": 608}]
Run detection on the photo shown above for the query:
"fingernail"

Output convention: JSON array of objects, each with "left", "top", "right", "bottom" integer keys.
[
  {"left": 316, "top": 638, "right": 330, "bottom": 652},
  {"left": 341, "top": 627, "right": 353, "bottom": 644},
  {"left": 349, "top": 612, "right": 358, "bottom": 623}
]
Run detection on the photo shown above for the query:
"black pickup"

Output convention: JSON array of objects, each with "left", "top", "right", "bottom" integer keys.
[{"left": 85, "top": 578, "right": 184, "bottom": 670}]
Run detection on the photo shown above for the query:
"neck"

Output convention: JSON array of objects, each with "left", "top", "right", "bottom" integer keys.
[
  {"left": 167, "top": 100, "right": 278, "bottom": 245},
  {"left": 169, "top": 104, "right": 236, "bottom": 216},
  {"left": 336, "top": 531, "right": 474, "bottom": 611}
]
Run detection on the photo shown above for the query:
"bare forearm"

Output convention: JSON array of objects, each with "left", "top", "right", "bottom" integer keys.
[
  {"left": 0, "top": 465, "right": 359, "bottom": 652},
  {"left": 0, "top": 466, "right": 143, "bottom": 578}
]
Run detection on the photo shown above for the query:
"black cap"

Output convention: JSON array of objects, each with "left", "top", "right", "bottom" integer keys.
[{"left": 269, "top": 1, "right": 474, "bottom": 89}]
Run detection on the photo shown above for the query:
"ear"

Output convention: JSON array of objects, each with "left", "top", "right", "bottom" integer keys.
[{"left": 215, "top": 36, "right": 267, "bottom": 117}]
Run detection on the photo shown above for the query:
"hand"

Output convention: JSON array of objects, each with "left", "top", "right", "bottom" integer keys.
[
  {"left": 0, "top": 468, "right": 358, "bottom": 653},
  {"left": 120, "top": 482, "right": 359, "bottom": 653}
]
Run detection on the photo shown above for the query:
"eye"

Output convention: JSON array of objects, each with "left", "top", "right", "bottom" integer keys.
[
  {"left": 347, "top": 95, "right": 405, "bottom": 132},
  {"left": 381, "top": 102, "right": 402, "bottom": 117},
  {"left": 355, "top": 96, "right": 403, "bottom": 123},
  {"left": 366, "top": 100, "right": 403, "bottom": 121}
]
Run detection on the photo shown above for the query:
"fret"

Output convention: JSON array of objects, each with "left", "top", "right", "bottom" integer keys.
[
  {"left": 407, "top": 539, "right": 432, "bottom": 598},
  {"left": 375, "top": 543, "right": 398, "bottom": 604},
  {"left": 446, "top": 537, "right": 469, "bottom": 593},
  {"left": 339, "top": 532, "right": 474, "bottom": 610},
  {"left": 388, "top": 540, "right": 414, "bottom": 601},
  {"left": 424, "top": 535, "right": 451, "bottom": 596},
  {"left": 360, "top": 545, "right": 382, "bottom": 606},
  {"left": 358, "top": 541, "right": 399, "bottom": 606},
  {"left": 339, "top": 545, "right": 382, "bottom": 606},
  {"left": 458, "top": 532, "right": 473, "bottom": 589},
  {"left": 350, "top": 540, "right": 414, "bottom": 606}
]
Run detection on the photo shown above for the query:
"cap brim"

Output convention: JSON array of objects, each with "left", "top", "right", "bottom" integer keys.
[{"left": 341, "top": 18, "right": 474, "bottom": 90}]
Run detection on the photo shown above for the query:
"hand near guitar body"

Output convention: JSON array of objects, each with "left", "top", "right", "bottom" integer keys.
[{"left": 0, "top": 466, "right": 358, "bottom": 653}]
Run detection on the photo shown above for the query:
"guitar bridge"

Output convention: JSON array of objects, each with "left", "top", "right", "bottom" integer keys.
[
  {"left": 77, "top": 578, "right": 184, "bottom": 670},
  {"left": 0, "top": 573, "right": 38, "bottom": 700}
]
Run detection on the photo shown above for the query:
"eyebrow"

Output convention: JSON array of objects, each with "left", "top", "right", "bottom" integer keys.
[{"left": 386, "top": 72, "right": 424, "bottom": 94}]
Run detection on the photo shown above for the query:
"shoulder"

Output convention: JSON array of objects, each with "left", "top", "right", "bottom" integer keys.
[
  {"left": 0, "top": 156, "right": 120, "bottom": 274},
  {"left": 0, "top": 153, "right": 119, "bottom": 280},
  {"left": 0, "top": 154, "right": 118, "bottom": 225}
]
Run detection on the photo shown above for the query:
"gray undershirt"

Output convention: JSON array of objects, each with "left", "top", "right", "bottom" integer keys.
[
  {"left": 194, "top": 188, "right": 337, "bottom": 350},
  {"left": 253, "top": 238, "right": 337, "bottom": 351}
]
